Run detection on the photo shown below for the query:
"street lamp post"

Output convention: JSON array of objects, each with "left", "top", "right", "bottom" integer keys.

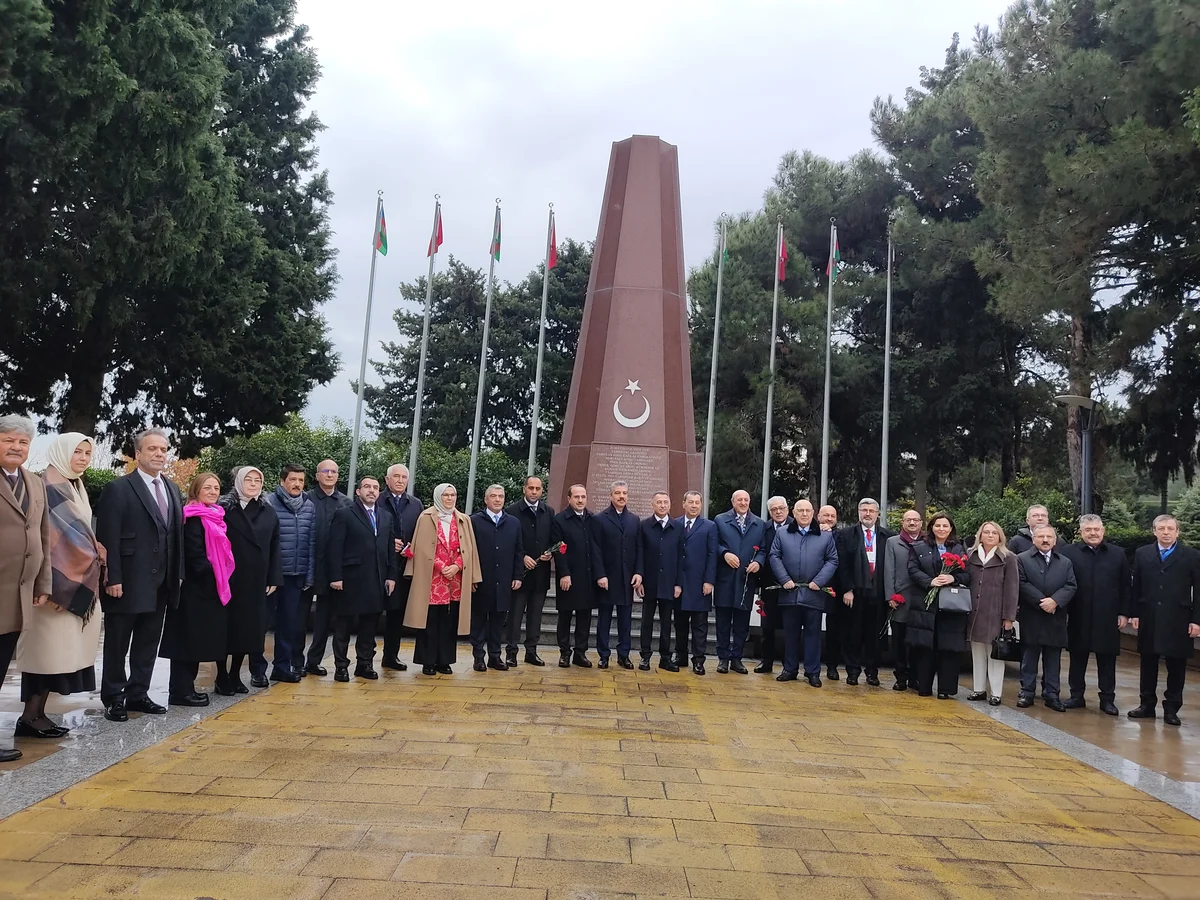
[{"left": 1055, "top": 394, "right": 1097, "bottom": 516}]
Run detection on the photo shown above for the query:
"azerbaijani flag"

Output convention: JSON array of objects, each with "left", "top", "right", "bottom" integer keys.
[
  {"left": 777, "top": 232, "right": 788, "bottom": 281},
  {"left": 373, "top": 204, "right": 387, "bottom": 256},
  {"left": 489, "top": 207, "right": 501, "bottom": 261},
  {"left": 827, "top": 227, "right": 842, "bottom": 283},
  {"left": 428, "top": 204, "right": 443, "bottom": 257},
  {"left": 547, "top": 212, "right": 557, "bottom": 269}
]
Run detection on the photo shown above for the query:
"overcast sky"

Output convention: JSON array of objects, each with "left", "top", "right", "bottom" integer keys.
[{"left": 298, "top": 0, "right": 1012, "bottom": 428}]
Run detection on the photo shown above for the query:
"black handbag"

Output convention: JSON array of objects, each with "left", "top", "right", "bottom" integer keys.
[
  {"left": 937, "top": 586, "right": 971, "bottom": 613},
  {"left": 991, "top": 628, "right": 1022, "bottom": 662}
]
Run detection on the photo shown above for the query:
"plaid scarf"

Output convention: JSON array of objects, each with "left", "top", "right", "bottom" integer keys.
[{"left": 42, "top": 465, "right": 102, "bottom": 623}]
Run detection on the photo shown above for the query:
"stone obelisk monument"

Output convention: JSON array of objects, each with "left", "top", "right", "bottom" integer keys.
[{"left": 549, "top": 135, "right": 702, "bottom": 516}]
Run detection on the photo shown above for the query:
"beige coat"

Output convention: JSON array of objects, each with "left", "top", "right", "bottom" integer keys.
[
  {"left": 403, "top": 507, "right": 482, "bottom": 635},
  {"left": 0, "top": 467, "right": 52, "bottom": 635}
]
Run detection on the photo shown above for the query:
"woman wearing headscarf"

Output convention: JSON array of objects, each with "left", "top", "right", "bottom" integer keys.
[
  {"left": 404, "top": 484, "right": 481, "bottom": 675},
  {"left": 15, "top": 433, "right": 103, "bottom": 738},
  {"left": 160, "top": 473, "right": 235, "bottom": 706},
  {"left": 215, "top": 466, "right": 281, "bottom": 694}
]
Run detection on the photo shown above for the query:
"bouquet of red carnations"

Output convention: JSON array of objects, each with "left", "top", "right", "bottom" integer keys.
[{"left": 923, "top": 553, "right": 967, "bottom": 609}]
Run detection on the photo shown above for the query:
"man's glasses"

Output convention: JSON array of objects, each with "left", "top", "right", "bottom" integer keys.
[{"left": 318, "top": 469, "right": 337, "bottom": 474}]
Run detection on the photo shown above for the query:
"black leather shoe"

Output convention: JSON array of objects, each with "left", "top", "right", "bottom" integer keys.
[
  {"left": 505, "top": 653, "right": 518, "bottom": 668},
  {"left": 731, "top": 661, "right": 748, "bottom": 675},
  {"left": 692, "top": 662, "right": 706, "bottom": 676},
  {"left": 866, "top": 675, "right": 881, "bottom": 687},
  {"left": 213, "top": 679, "right": 236, "bottom": 697},
  {"left": 967, "top": 691, "right": 986, "bottom": 702},
  {"left": 1015, "top": 696, "right": 1033, "bottom": 708},
  {"left": 716, "top": 660, "right": 730, "bottom": 674},
  {"left": 1128, "top": 705, "right": 1156, "bottom": 719},
  {"left": 638, "top": 658, "right": 651, "bottom": 671},
  {"left": 617, "top": 656, "right": 634, "bottom": 670},
  {"left": 659, "top": 660, "right": 680, "bottom": 672},
  {"left": 776, "top": 671, "right": 798, "bottom": 682},
  {"left": 525, "top": 653, "right": 546, "bottom": 667},
  {"left": 15, "top": 720, "right": 69, "bottom": 739},
  {"left": 487, "top": 659, "right": 509, "bottom": 671},
  {"left": 250, "top": 675, "right": 270, "bottom": 688},
  {"left": 1165, "top": 711, "right": 1182, "bottom": 726},
  {"left": 168, "top": 692, "right": 210, "bottom": 708},
  {"left": 597, "top": 658, "right": 609, "bottom": 669},
  {"left": 233, "top": 680, "right": 249, "bottom": 694},
  {"left": 126, "top": 698, "right": 167, "bottom": 715},
  {"left": 0, "top": 748, "right": 21, "bottom": 762},
  {"left": 305, "top": 664, "right": 328, "bottom": 677},
  {"left": 807, "top": 674, "right": 822, "bottom": 688},
  {"left": 754, "top": 661, "right": 773, "bottom": 674},
  {"left": 1063, "top": 697, "right": 1086, "bottom": 710},
  {"left": 559, "top": 655, "right": 571, "bottom": 668},
  {"left": 436, "top": 664, "right": 454, "bottom": 674},
  {"left": 937, "top": 693, "right": 951, "bottom": 700},
  {"left": 826, "top": 667, "right": 840, "bottom": 681},
  {"left": 270, "top": 668, "right": 300, "bottom": 684},
  {"left": 104, "top": 700, "right": 128, "bottom": 723},
  {"left": 334, "top": 668, "right": 350, "bottom": 682},
  {"left": 422, "top": 665, "right": 437, "bottom": 676},
  {"left": 893, "top": 681, "right": 908, "bottom": 692},
  {"left": 572, "top": 651, "right": 593, "bottom": 668},
  {"left": 989, "top": 697, "right": 1002, "bottom": 706},
  {"left": 381, "top": 658, "right": 408, "bottom": 672},
  {"left": 1100, "top": 701, "right": 1119, "bottom": 716},
  {"left": 355, "top": 666, "right": 379, "bottom": 680},
  {"left": 473, "top": 660, "right": 487, "bottom": 672},
  {"left": 1045, "top": 698, "right": 1066, "bottom": 712},
  {"left": 846, "top": 676, "right": 860, "bottom": 686}
]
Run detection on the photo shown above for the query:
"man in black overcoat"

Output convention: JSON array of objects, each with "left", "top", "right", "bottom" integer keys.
[
  {"left": 591, "top": 481, "right": 639, "bottom": 669},
  {"left": 470, "top": 485, "right": 524, "bottom": 672},
  {"left": 382, "top": 463, "right": 423, "bottom": 671},
  {"left": 505, "top": 476, "right": 554, "bottom": 667},
  {"left": 1059, "top": 514, "right": 1130, "bottom": 715},
  {"left": 550, "top": 484, "right": 599, "bottom": 667},
  {"left": 303, "top": 459, "right": 351, "bottom": 675},
  {"left": 1016, "top": 525, "right": 1077, "bottom": 712},
  {"left": 1128, "top": 515, "right": 1200, "bottom": 726},
  {"left": 632, "top": 490, "right": 683, "bottom": 672},
  {"left": 751, "top": 496, "right": 791, "bottom": 673},
  {"left": 833, "top": 498, "right": 894, "bottom": 686},
  {"left": 327, "top": 476, "right": 396, "bottom": 682},
  {"left": 95, "top": 428, "right": 184, "bottom": 722}
]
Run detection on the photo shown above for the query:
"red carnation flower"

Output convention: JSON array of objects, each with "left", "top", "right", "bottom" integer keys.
[
  {"left": 402, "top": 544, "right": 414, "bottom": 559},
  {"left": 890, "top": 593, "right": 906, "bottom": 606},
  {"left": 559, "top": 542, "right": 567, "bottom": 554}
]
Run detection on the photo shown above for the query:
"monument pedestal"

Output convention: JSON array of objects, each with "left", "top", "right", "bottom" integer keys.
[{"left": 549, "top": 136, "right": 702, "bottom": 517}]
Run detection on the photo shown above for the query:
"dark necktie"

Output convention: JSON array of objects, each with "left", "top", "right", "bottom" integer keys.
[
  {"left": 686, "top": 519, "right": 693, "bottom": 534},
  {"left": 736, "top": 515, "right": 745, "bottom": 534},
  {"left": 1161, "top": 547, "right": 1170, "bottom": 562},
  {"left": 6, "top": 471, "right": 26, "bottom": 513},
  {"left": 368, "top": 507, "right": 377, "bottom": 534},
  {"left": 153, "top": 478, "right": 169, "bottom": 522}
]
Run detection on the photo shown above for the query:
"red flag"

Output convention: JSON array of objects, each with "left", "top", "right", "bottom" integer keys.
[
  {"left": 548, "top": 215, "right": 557, "bottom": 269},
  {"left": 427, "top": 205, "right": 443, "bottom": 257},
  {"left": 777, "top": 233, "right": 788, "bottom": 281}
]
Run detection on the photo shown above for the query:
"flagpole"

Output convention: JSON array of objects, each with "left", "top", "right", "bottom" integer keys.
[
  {"left": 527, "top": 204, "right": 554, "bottom": 476},
  {"left": 702, "top": 217, "right": 727, "bottom": 519},
  {"left": 880, "top": 224, "right": 893, "bottom": 515},
  {"left": 820, "top": 219, "right": 836, "bottom": 507},
  {"left": 347, "top": 190, "right": 384, "bottom": 492},
  {"left": 467, "top": 200, "right": 500, "bottom": 515},
  {"left": 408, "top": 195, "right": 441, "bottom": 496},
  {"left": 760, "top": 218, "right": 782, "bottom": 519}
]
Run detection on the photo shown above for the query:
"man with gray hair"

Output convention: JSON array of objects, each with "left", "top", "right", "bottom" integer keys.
[
  {"left": 0, "top": 415, "right": 51, "bottom": 761},
  {"left": 1009, "top": 505, "right": 1049, "bottom": 555},
  {"left": 96, "top": 428, "right": 184, "bottom": 721},
  {"left": 381, "top": 463, "right": 422, "bottom": 671},
  {"left": 831, "top": 498, "right": 894, "bottom": 686},
  {"left": 1015, "top": 524, "right": 1077, "bottom": 711}
]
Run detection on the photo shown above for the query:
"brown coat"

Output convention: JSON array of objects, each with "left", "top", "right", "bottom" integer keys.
[
  {"left": 0, "top": 468, "right": 53, "bottom": 634},
  {"left": 403, "top": 507, "right": 482, "bottom": 635},
  {"left": 967, "top": 548, "right": 1020, "bottom": 644}
]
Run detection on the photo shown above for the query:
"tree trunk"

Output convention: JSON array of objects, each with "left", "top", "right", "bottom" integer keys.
[
  {"left": 1065, "top": 312, "right": 1090, "bottom": 510},
  {"left": 60, "top": 307, "right": 113, "bottom": 438},
  {"left": 913, "top": 448, "right": 929, "bottom": 517},
  {"left": 1161, "top": 483, "right": 1169, "bottom": 516}
]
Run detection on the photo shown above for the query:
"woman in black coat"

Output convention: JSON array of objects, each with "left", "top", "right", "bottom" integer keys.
[
  {"left": 160, "top": 473, "right": 234, "bottom": 706},
  {"left": 215, "top": 466, "right": 281, "bottom": 694},
  {"left": 907, "top": 513, "right": 971, "bottom": 699}
]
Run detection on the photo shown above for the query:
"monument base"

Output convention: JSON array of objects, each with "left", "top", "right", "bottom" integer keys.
[{"left": 550, "top": 441, "right": 703, "bottom": 517}]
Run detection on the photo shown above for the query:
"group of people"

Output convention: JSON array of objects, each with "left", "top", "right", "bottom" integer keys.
[{"left": 1, "top": 413, "right": 1197, "bottom": 764}]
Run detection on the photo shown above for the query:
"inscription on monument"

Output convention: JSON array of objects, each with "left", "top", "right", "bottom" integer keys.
[{"left": 587, "top": 443, "right": 670, "bottom": 515}]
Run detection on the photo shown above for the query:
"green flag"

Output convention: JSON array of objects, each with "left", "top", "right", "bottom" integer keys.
[
  {"left": 489, "top": 207, "right": 501, "bottom": 261},
  {"left": 373, "top": 204, "right": 387, "bottom": 256}
]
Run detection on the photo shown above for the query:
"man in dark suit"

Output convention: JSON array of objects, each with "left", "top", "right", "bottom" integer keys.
[
  {"left": 505, "top": 476, "right": 554, "bottom": 667},
  {"left": 471, "top": 485, "right": 524, "bottom": 672},
  {"left": 592, "top": 481, "right": 639, "bottom": 669},
  {"left": 327, "top": 476, "right": 396, "bottom": 682},
  {"left": 1016, "top": 525, "right": 1077, "bottom": 711},
  {"left": 833, "top": 498, "right": 894, "bottom": 687},
  {"left": 1059, "top": 514, "right": 1129, "bottom": 715},
  {"left": 676, "top": 490, "right": 718, "bottom": 675},
  {"left": 752, "top": 496, "right": 791, "bottom": 674},
  {"left": 1128, "top": 515, "right": 1200, "bottom": 726},
  {"left": 303, "top": 459, "right": 351, "bottom": 676},
  {"left": 769, "top": 498, "right": 839, "bottom": 686},
  {"left": 550, "top": 484, "right": 599, "bottom": 667},
  {"left": 632, "top": 491, "right": 683, "bottom": 672},
  {"left": 95, "top": 428, "right": 184, "bottom": 722},
  {"left": 382, "top": 463, "right": 423, "bottom": 671},
  {"left": 713, "top": 490, "right": 767, "bottom": 674}
]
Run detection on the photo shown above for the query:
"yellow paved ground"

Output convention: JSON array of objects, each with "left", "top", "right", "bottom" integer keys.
[{"left": 4, "top": 660, "right": 1200, "bottom": 899}]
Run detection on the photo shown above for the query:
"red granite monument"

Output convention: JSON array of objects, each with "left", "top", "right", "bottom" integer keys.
[{"left": 549, "top": 135, "right": 702, "bottom": 516}]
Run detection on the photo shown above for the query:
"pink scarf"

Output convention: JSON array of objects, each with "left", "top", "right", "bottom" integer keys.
[{"left": 183, "top": 501, "right": 236, "bottom": 606}]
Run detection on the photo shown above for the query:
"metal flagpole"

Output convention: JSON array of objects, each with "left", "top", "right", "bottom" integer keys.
[
  {"left": 408, "top": 196, "right": 441, "bottom": 495},
  {"left": 702, "top": 216, "right": 727, "bottom": 519},
  {"left": 819, "top": 219, "right": 836, "bottom": 507},
  {"left": 760, "top": 218, "right": 782, "bottom": 519},
  {"left": 880, "top": 226, "right": 894, "bottom": 515},
  {"left": 527, "top": 204, "right": 554, "bottom": 476},
  {"left": 348, "top": 190, "right": 384, "bottom": 492},
  {"left": 466, "top": 200, "right": 500, "bottom": 514}
]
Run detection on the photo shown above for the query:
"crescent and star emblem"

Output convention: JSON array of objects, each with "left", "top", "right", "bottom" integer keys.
[{"left": 613, "top": 379, "right": 651, "bottom": 428}]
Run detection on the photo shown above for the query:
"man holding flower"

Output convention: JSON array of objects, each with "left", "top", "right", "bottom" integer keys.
[{"left": 1015, "top": 525, "right": 1077, "bottom": 711}]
